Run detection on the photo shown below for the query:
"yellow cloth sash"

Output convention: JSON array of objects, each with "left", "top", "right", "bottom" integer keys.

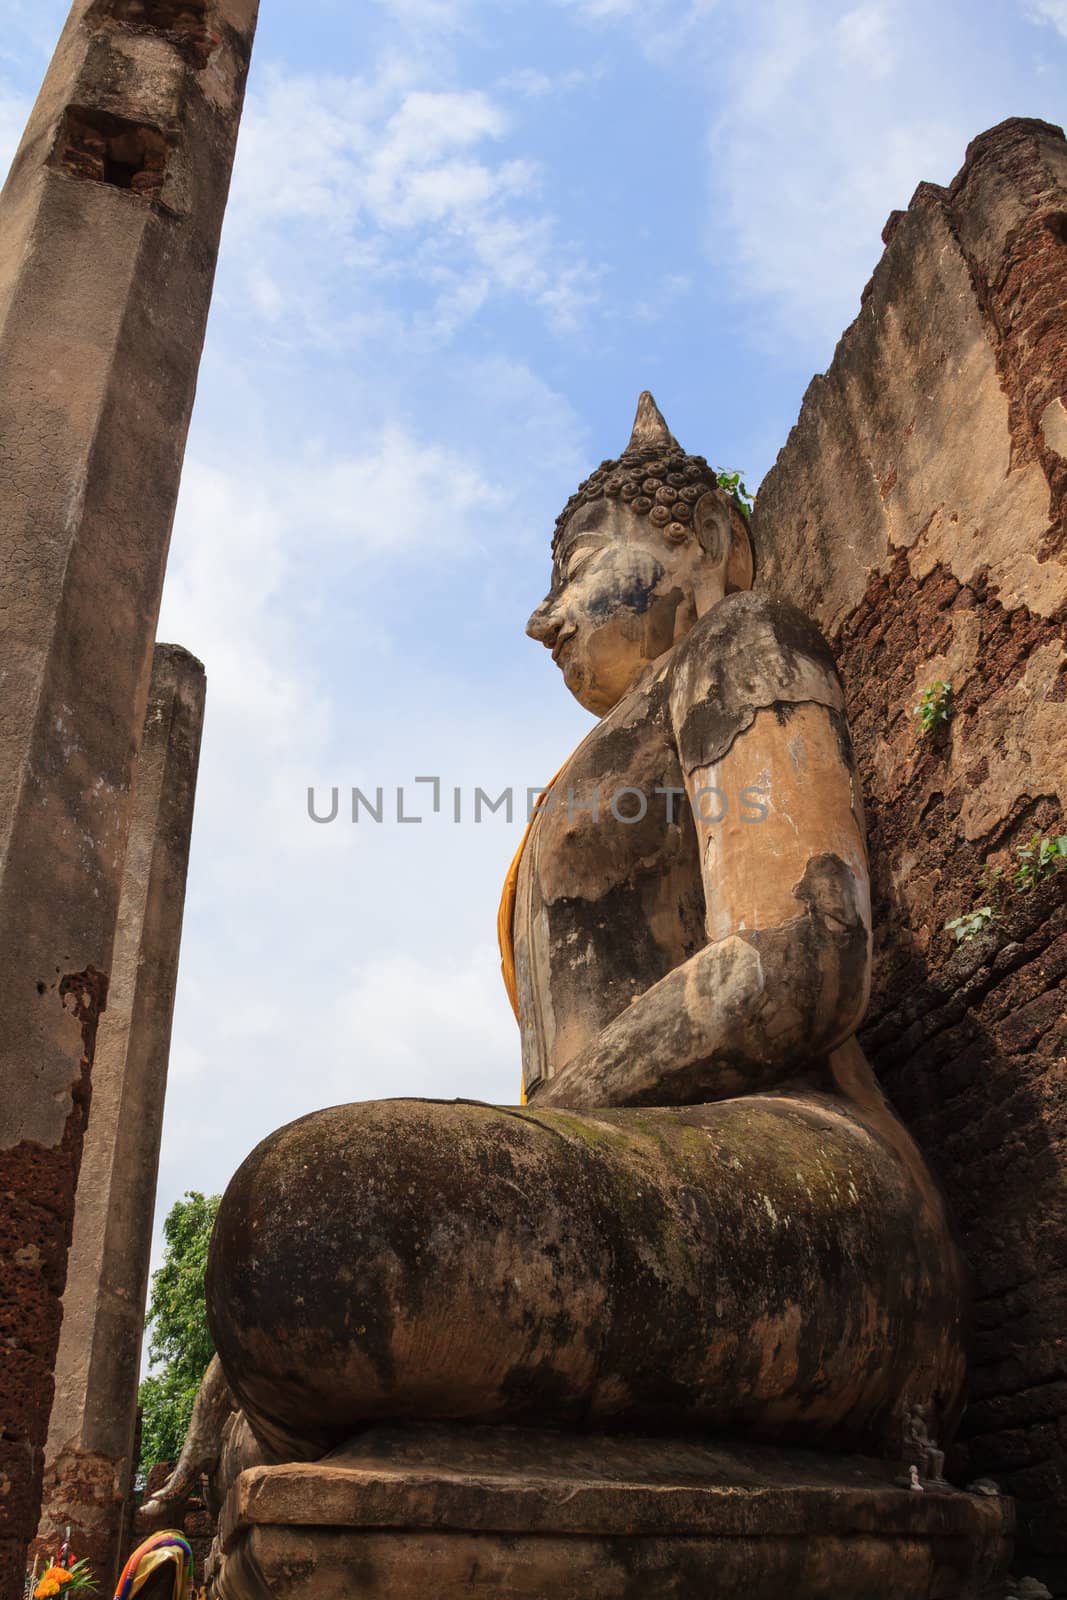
[
  {"left": 127, "top": 1551, "right": 185, "bottom": 1597},
  {"left": 113, "top": 1531, "right": 193, "bottom": 1599}
]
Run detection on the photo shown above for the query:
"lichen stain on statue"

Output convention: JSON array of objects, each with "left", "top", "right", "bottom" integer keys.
[{"left": 158, "top": 394, "right": 981, "bottom": 1588}]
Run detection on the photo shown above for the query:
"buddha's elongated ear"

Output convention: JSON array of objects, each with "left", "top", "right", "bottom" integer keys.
[
  {"left": 725, "top": 507, "right": 754, "bottom": 593},
  {"left": 693, "top": 489, "right": 754, "bottom": 591}
]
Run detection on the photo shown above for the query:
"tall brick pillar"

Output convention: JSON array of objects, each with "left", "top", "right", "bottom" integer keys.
[
  {"left": 0, "top": 5, "right": 258, "bottom": 1592},
  {"left": 32, "top": 645, "right": 207, "bottom": 1590}
]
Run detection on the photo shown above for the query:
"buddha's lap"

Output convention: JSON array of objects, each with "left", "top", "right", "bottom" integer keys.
[{"left": 207, "top": 1093, "right": 964, "bottom": 1458}]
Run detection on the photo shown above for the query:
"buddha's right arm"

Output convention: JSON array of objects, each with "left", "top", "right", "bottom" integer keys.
[
  {"left": 532, "top": 849, "right": 869, "bottom": 1110},
  {"left": 534, "top": 595, "right": 872, "bottom": 1112}
]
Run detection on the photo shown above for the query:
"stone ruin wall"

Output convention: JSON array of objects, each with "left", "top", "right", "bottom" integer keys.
[{"left": 752, "top": 117, "right": 1067, "bottom": 1593}]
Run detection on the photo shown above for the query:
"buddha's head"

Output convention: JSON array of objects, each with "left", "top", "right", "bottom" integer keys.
[{"left": 527, "top": 393, "right": 754, "bottom": 715}]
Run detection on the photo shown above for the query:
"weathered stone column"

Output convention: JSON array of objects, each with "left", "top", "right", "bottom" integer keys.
[
  {"left": 0, "top": 5, "right": 258, "bottom": 1590},
  {"left": 32, "top": 645, "right": 207, "bottom": 1588}
]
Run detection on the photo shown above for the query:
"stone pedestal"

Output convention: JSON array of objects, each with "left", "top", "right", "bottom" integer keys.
[
  {"left": 213, "top": 1426, "right": 1014, "bottom": 1600},
  {"left": 33, "top": 645, "right": 207, "bottom": 1589}
]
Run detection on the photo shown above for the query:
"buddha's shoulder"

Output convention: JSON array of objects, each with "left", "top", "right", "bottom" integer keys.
[
  {"left": 671, "top": 591, "right": 838, "bottom": 679},
  {"left": 668, "top": 592, "right": 845, "bottom": 764}
]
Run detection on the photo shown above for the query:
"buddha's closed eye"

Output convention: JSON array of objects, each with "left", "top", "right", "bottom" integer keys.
[{"left": 565, "top": 547, "right": 602, "bottom": 581}]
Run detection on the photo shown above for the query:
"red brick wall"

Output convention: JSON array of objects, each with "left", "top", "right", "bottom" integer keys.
[{"left": 753, "top": 118, "right": 1067, "bottom": 1591}]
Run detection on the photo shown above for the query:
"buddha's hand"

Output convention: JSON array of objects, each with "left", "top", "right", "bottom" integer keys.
[{"left": 535, "top": 848, "right": 870, "bottom": 1112}]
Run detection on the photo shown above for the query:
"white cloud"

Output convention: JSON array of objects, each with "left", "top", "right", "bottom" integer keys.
[
  {"left": 0, "top": 83, "right": 29, "bottom": 178},
  {"left": 371, "top": 0, "right": 474, "bottom": 31},
  {"left": 835, "top": 1, "right": 896, "bottom": 77},
  {"left": 558, "top": 0, "right": 644, "bottom": 16},
  {"left": 300, "top": 427, "right": 507, "bottom": 553},
  {"left": 703, "top": 0, "right": 972, "bottom": 351},
  {"left": 0, "top": 1, "right": 68, "bottom": 63},
  {"left": 631, "top": 271, "right": 693, "bottom": 322},
  {"left": 498, "top": 64, "right": 603, "bottom": 97},
  {"left": 540, "top": 0, "right": 1038, "bottom": 355},
  {"left": 1023, "top": 0, "right": 1067, "bottom": 37},
  {"left": 554, "top": 0, "right": 718, "bottom": 44},
  {"left": 224, "top": 64, "right": 599, "bottom": 338},
  {"left": 158, "top": 424, "right": 505, "bottom": 746},
  {"left": 321, "top": 945, "right": 517, "bottom": 1104}
]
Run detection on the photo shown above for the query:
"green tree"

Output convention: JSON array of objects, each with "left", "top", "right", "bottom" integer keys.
[{"left": 137, "top": 1190, "right": 220, "bottom": 1476}]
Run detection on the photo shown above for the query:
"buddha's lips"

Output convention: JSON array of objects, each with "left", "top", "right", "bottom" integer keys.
[{"left": 553, "top": 629, "right": 577, "bottom": 663}]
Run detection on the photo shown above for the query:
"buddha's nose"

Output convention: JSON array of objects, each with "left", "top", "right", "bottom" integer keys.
[{"left": 526, "top": 597, "right": 560, "bottom": 646}]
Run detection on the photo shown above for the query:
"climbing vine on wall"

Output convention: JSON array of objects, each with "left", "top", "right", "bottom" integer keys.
[{"left": 714, "top": 468, "right": 754, "bottom": 518}]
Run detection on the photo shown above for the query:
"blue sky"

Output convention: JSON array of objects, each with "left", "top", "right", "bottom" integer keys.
[{"left": 1, "top": 0, "right": 1065, "bottom": 1272}]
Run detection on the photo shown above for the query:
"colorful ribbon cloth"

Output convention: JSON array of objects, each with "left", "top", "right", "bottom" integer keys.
[{"left": 113, "top": 1532, "right": 194, "bottom": 1600}]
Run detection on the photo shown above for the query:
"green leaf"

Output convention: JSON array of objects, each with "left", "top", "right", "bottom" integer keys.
[
  {"left": 137, "top": 1191, "right": 220, "bottom": 1479},
  {"left": 714, "top": 467, "right": 754, "bottom": 518}
]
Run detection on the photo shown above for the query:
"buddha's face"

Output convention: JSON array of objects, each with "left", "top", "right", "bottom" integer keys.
[{"left": 527, "top": 491, "right": 747, "bottom": 715}]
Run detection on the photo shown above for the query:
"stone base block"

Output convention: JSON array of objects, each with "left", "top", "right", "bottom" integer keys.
[{"left": 214, "top": 1424, "right": 1014, "bottom": 1599}]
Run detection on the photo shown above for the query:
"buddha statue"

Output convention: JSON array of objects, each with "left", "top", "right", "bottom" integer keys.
[{"left": 150, "top": 394, "right": 967, "bottom": 1522}]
